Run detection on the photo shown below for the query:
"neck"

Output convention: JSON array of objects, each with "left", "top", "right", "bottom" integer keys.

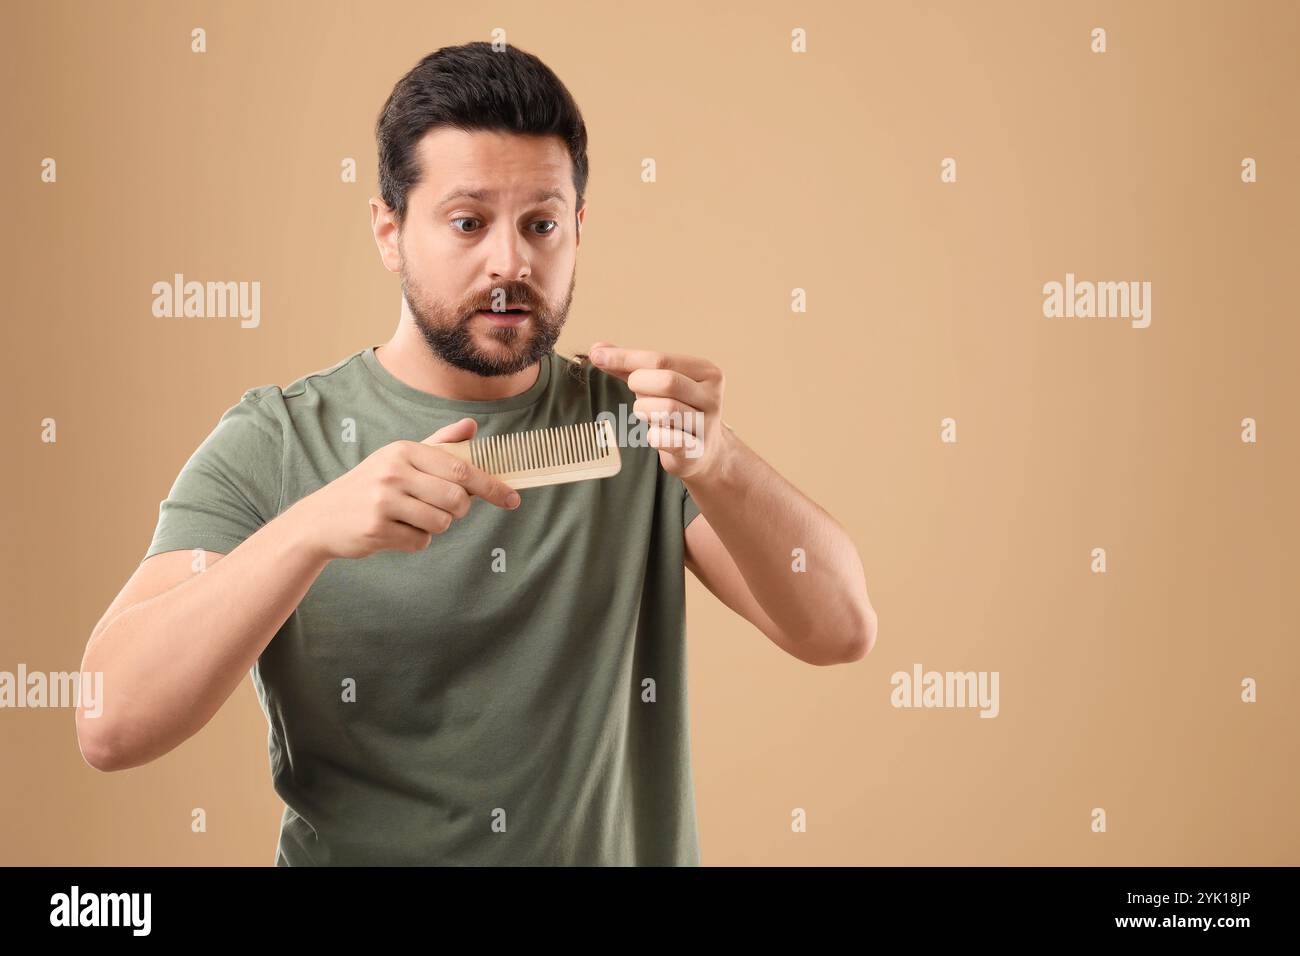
[{"left": 374, "top": 320, "right": 542, "bottom": 402}]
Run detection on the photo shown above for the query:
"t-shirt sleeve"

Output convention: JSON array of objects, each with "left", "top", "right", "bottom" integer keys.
[
  {"left": 143, "top": 387, "right": 284, "bottom": 560},
  {"left": 682, "top": 482, "right": 702, "bottom": 529}
]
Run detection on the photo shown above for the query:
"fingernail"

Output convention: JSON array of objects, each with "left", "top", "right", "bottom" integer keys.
[
  {"left": 590, "top": 348, "right": 607, "bottom": 364},
  {"left": 507, "top": 492, "right": 521, "bottom": 508}
]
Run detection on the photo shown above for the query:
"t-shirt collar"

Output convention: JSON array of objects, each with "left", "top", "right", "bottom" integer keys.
[{"left": 359, "top": 345, "right": 553, "bottom": 414}]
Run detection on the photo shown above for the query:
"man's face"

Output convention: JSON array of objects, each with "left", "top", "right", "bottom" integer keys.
[{"left": 387, "top": 128, "right": 583, "bottom": 377}]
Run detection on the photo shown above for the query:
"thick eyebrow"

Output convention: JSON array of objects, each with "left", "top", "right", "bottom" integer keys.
[{"left": 436, "top": 187, "right": 568, "bottom": 209}]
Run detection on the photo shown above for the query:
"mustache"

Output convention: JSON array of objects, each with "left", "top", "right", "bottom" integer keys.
[{"left": 469, "top": 286, "right": 542, "bottom": 312}]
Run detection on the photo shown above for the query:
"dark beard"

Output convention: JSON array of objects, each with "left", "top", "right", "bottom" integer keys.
[{"left": 402, "top": 267, "right": 574, "bottom": 377}]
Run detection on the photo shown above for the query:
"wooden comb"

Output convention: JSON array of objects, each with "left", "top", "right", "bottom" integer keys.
[{"left": 432, "top": 418, "right": 622, "bottom": 490}]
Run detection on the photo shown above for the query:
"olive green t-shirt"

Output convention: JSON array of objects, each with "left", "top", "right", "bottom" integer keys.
[{"left": 144, "top": 345, "right": 702, "bottom": 865}]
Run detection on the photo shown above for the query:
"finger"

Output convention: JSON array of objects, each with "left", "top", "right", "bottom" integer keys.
[
  {"left": 422, "top": 416, "right": 478, "bottom": 445},
  {"left": 404, "top": 444, "right": 522, "bottom": 510},
  {"left": 585, "top": 341, "right": 626, "bottom": 381},
  {"left": 390, "top": 520, "right": 434, "bottom": 553},
  {"left": 386, "top": 492, "right": 454, "bottom": 535},
  {"left": 632, "top": 397, "right": 705, "bottom": 434},
  {"left": 646, "top": 424, "right": 701, "bottom": 457},
  {"left": 626, "top": 367, "right": 712, "bottom": 410},
  {"left": 399, "top": 470, "right": 475, "bottom": 519},
  {"left": 589, "top": 346, "right": 717, "bottom": 383}
]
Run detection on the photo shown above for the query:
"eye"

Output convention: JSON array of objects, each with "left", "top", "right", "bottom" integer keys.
[
  {"left": 532, "top": 220, "right": 558, "bottom": 236},
  {"left": 450, "top": 217, "right": 481, "bottom": 233}
]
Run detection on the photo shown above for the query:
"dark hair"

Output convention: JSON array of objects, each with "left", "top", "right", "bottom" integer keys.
[{"left": 375, "top": 41, "right": 589, "bottom": 228}]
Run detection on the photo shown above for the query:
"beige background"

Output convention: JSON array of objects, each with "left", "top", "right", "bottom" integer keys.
[{"left": 2, "top": 0, "right": 1296, "bottom": 865}]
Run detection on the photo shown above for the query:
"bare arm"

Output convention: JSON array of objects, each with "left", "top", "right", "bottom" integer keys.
[
  {"left": 77, "top": 506, "right": 328, "bottom": 772},
  {"left": 683, "top": 427, "right": 877, "bottom": 665},
  {"left": 77, "top": 416, "right": 519, "bottom": 772},
  {"left": 586, "top": 343, "right": 877, "bottom": 666}
]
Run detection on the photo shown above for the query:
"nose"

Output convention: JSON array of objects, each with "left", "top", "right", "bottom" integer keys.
[{"left": 484, "top": 222, "right": 531, "bottom": 283}]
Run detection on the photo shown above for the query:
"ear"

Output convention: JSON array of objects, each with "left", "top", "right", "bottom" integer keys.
[{"left": 370, "top": 196, "right": 402, "bottom": 274}]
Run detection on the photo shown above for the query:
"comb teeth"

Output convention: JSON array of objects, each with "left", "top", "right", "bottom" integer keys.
[{"left": 467, "top": 420, "right": 613, "bottom": 476}]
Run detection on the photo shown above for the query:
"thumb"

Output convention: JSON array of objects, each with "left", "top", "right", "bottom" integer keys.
[{"left": 423, "top": 416, "right": 478, "bottom": 445}]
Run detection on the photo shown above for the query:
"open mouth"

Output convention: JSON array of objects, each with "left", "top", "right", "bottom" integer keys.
[{"left": 477, "top": 308, "right": 532, "bottom": 326}]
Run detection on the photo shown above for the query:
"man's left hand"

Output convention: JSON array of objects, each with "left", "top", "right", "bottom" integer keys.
[{"left": 587, "top": 341, "right": 730, "bottom": 481}]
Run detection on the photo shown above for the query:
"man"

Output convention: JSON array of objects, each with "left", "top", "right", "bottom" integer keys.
[{"left": 77, "top": 41, "right": 877, "bottom": 865}]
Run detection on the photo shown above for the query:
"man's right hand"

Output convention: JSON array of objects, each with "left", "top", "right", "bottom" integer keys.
[{"left": 289, "top": 416, "right": 521, "bottom": 560}]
